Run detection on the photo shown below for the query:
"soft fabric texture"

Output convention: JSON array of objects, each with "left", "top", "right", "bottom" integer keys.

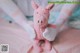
[
  {"left": 12, "top": 0, "right": 48, "bottom": 16},
  {"left": 0, "top": 17, "right": 80, "bottom": 53},
  {"left": 27, "top": 1, "right": 59, "bottom": 53},
  {"left": 68, "top": 5, "right": 80, "bottom": 29},
  {"left": 32, "top": 0, "right": 58, "bottom": 42},
  {"left": 0, "top": 0, "right": 36, "bottom": 39}
]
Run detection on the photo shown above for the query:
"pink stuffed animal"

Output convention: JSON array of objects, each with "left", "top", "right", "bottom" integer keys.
[{"left": 27, "top": 1, "right": 57, "bottom": 53}]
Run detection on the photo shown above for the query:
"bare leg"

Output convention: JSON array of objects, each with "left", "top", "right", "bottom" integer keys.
[{"left": 51, "top": 28, "right": 80, "bottom": 53}]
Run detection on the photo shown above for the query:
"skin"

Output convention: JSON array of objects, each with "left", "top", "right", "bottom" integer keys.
[
  {"left": 0, "top": 0, "right": 80, "bottom": 52},
  {"left": 0, "top": 18, "right": 80, "bottom": 53},
  {"left": 52, "top": 28, "right": 80, "bottom": 53}
]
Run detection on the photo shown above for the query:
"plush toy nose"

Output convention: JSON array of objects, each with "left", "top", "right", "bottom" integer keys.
[{"left": 38, "top": 20, "right": 43, "bottom": 24}]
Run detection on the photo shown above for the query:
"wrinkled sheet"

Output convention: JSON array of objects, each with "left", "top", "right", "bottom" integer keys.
[{"left": 0, "top": 18, "right": 80, "bottom": 53}]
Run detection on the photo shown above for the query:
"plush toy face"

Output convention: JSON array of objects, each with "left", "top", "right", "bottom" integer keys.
[
  {"left": 32, "top": 1, "right": 54, "bottom": 28},
  {"left": 34, "top": 7, "right": 49, "bottom": 28}
]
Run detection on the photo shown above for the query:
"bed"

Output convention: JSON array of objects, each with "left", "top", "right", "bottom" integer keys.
[{"left": 0, "top": 18, "right": 80, "bottom": 53}]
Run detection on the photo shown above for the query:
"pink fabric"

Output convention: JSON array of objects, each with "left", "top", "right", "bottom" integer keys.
[
  {"left": 0, "top": 18, "right": 80, "bottom": 53},
  {"left": 27, "top": 1, "right": 57, "bottom": 53}
]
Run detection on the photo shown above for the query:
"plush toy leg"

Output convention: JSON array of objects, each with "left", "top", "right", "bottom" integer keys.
[
  {"left": 43, "top": 40, "right": 52, "bottom": 51},
  {"left": 27, "top": 40, "right": 43, "bottom": 53},
  {"left": 27, "top": 46, "right": 33, "bottom": 53}
]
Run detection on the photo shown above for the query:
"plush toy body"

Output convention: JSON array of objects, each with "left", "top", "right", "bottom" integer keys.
[{"left": 28, "top": 1, "right": 56, "bottom": 53}]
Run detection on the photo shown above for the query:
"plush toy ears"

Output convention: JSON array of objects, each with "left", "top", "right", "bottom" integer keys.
[
  {"left": 46, "top": 4, "right": 54, "bottom": 10},
  {"left": 31, "top": 1, "right": 39, "bottom": 10}
]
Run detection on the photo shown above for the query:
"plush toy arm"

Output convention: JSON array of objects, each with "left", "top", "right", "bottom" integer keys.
[{"left": 48, "top": 24, "right": 57, "bottom": 28}]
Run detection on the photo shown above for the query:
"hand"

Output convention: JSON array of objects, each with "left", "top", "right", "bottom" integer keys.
[{"left": 43, "top": 27, "right": 58, "bottom": 41}]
